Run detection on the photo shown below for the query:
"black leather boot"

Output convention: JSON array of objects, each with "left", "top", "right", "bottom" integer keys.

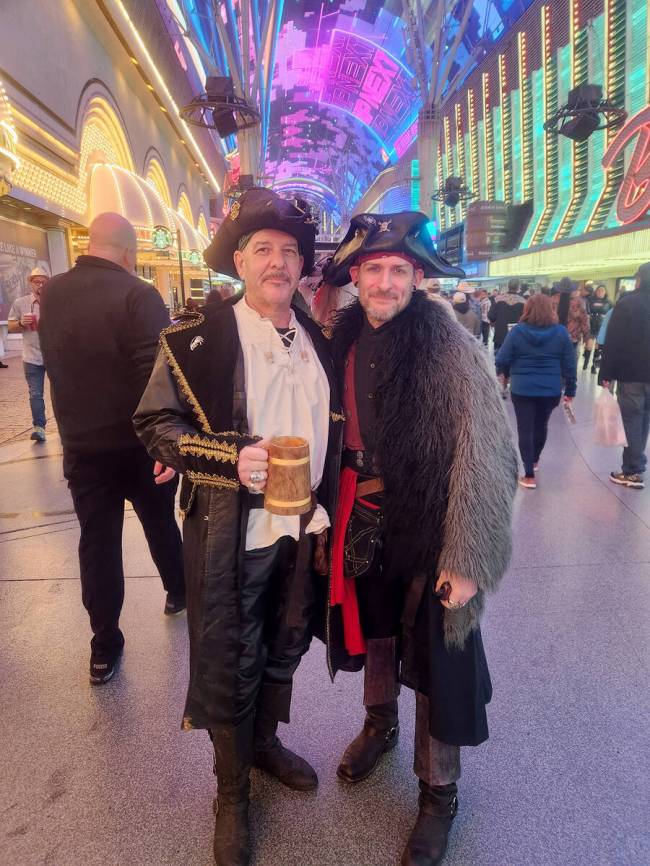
[
  {"left": 582, "top": 348, "right": 591, "bottom": 370},
  {"left": 400, "top": 781, "right": 458, "bottom": 866},
  {"left": 253, "top": 682, "right": 317, "bottom": 791},
  {"left": 336, "top": 700, "right": 399, "bottom": 783},
  {"left": 592, "top": 347, "right": 601, "bottom": 373},
  {"left": 211, "top": 715, "right": 254, "bottom": 866}
]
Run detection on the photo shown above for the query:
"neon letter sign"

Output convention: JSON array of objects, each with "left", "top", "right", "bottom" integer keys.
[{"left": 602, "top": 106, "right": 650, "bottom": 225}]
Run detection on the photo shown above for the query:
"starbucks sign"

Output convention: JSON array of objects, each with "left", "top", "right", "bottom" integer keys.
[{"left": 152, "top": 225, "right": 173, "bottom": 250}]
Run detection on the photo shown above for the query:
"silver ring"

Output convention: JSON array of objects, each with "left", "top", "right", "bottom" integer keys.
[
  {"left": 248, "top": 482, "right": 260, "bottom": 494},
  {"left": 250, "top": 470, "right": 265, "bottom": 484}
]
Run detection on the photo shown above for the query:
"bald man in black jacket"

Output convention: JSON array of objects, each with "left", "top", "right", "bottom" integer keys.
[{"left": 39, "top": 212, "right": 185, "bottom": 684}]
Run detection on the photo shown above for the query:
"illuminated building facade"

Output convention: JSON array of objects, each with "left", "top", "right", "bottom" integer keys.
[
  {"left": 0, "top": 0, "right": 225, "bottom": 320},
  {"left": 431, "top": 0, "right": 650, "bottom": 285}
]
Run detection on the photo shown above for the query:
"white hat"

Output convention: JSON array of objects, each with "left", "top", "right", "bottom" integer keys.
[
  {"left": 29, "top": 266, "right": 50, "bottom": 280},
  {"left": 453, "top": 291, "right": 466, "bottom": 304}
]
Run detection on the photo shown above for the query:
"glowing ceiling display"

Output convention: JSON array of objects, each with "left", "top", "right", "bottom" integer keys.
[
  {"left": 178, "top": 0, "right": 537, "bottom": 223},
  {"left": 320, "top": 30, "right": 418, "bottom": 154}
]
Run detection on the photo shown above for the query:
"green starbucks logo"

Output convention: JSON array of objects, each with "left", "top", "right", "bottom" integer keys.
[{"left": 152, "top": 225, "right": 173, "bottom": 250}]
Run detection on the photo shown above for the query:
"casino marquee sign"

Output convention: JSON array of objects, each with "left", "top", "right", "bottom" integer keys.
[{"left": 602, "top": 106, "right": 650, "bottom": 225}]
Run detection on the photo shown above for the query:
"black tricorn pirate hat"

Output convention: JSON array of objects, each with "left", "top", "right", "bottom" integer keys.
[
  {"left": 322, "top": 211, "right": 465, "bottom": 287},
  {"left": 203, "top": 188, "right": 318, "bottom": 278}
]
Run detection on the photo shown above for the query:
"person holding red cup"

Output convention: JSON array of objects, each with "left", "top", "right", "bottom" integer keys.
[{"left": 7, "top": 265, "right": 50, "bottom": 442}]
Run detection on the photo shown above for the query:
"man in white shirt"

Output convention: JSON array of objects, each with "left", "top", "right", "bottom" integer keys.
[
  {"left": 134, "top": 189, "right": 343, "bottom": 866},
  {"left": 7, "top": 266, "right": 50, "bottom": 441}
]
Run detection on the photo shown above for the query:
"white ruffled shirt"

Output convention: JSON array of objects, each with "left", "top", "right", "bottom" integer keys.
[{"left": 233, "top": 296, "right": 331, "bottom": 551}]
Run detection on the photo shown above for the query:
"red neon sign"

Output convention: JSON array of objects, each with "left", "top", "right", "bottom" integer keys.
[{"left": 602, "top": 106, "right": 650, "bottom": 225}]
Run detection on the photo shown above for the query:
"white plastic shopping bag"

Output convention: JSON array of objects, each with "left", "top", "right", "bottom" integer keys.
[{"left": 593, "top": 388, "right": 627, "bottom": 447}]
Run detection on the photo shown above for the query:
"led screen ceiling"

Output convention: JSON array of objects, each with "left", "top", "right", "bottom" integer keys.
[{"left": 179, "top": 0, "right": 535, "bottom": 220}]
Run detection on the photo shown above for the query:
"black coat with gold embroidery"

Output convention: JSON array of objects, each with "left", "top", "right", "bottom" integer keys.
[{"left": 134, "top": 299, "right": 343, "bottom": 729}]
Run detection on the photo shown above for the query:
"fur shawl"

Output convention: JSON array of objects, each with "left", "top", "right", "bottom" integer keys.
[{"left": 332, "top": 290, "right": 518, "bottom": 649}]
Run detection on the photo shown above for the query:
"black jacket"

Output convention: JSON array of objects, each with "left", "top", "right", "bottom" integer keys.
[
  {"left": 587, "top": 296, "right": 612, "bottom": 337},
  {"left": 133, "top": 300, "right": 344, "bottom": 729},
  {"left": 600, "top": 289, "right": 650, "bottom": 384},
  {"left": 39, "top": 256, "right": 170, "bottom": 453},
  {"left": 488, "top": 292, "right": 525, "bottom": 345}
]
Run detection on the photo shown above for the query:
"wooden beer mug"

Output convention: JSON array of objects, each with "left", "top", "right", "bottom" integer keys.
[{"left": 264, "top": 436, "right": 312, "bottom": 516}]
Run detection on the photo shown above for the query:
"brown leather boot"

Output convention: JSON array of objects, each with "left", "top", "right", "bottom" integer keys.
[
  {"left": 336, "top": 700, "right": 399, "bottom": 783},
  {"left": 253, "top": 681, "right": 317, "bottom": 790},
  {"left": 400, "top": 781, "right": 458, "bottom": 866},
  {"left": 211, "top": 715, "right": 254, "bottom": 866}
]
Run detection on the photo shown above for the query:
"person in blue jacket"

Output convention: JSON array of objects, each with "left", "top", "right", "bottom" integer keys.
[{"left": 496, "top": 292, "right": 577, "bottom": 489}]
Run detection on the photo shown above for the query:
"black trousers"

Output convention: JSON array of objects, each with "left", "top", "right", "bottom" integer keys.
[
  {"left": 64, "top": 446, "right": 185, "bottom": 659},
  {"left": 480, "top": 322, "right": 490, "bottom": 346},
  {"left": 237, "top": 537, "right": 314, "bottom": 724},
  {"left": 510, "top": 394, "right": 560, "bottom": 477}
]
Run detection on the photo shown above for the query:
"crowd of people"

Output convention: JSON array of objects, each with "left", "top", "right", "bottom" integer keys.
[
  {"left": 421, "top": 273, "right": 646, "bottom": 491},
  {"left": 1, "top": 194, "right": 649, "bottom": 866}
]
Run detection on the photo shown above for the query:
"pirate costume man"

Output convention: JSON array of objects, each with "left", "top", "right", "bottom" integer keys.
[
  {"left": 321, "top": 213, "right": 518, "bottom": 866},
  {"left": 134, "top": 189, "right": 343, "bottom": 866}
]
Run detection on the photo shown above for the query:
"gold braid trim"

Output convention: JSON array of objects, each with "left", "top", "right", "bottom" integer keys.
[
  {"left": 159, "top": 315, "right": 212, "bottom": 434},
  {"left": 330, "top": 411, "right": 346, "bottom": 423},
  {"left": 178, "top": 433, "right": 238, "bottom": 464},
  {"left": 186, "top": 470, "right": 239, "bottom": 491}
]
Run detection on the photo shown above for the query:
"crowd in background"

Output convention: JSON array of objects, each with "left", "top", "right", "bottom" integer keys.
[
  {"left": 421, "top": 270, "right": 649, "bottom": 491},
  {"left": 3, "top": 251, "right": 648, "bottom": 497}
]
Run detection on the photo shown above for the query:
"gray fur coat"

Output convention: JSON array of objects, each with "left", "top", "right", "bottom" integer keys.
[{"left": 331, "top": 290, "right": 518, "bottom": 651}]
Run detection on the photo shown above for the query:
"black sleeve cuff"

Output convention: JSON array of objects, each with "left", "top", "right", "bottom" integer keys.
[{"left": 177, "top": 432, "right": 259, "bottom": 490}]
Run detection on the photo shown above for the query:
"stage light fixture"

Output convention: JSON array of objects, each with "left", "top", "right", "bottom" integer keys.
[
  {"left": 543, "top": 83, "right": 627, "bottom": 142},
  {"left": 180, "top": 76, "right": 260, "bottom": 138},
  {"left": 432, "top": 176, "right": 476, "bottom": 208}
]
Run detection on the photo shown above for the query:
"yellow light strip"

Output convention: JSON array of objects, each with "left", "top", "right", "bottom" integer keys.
[
  {"left": 0, "top": 78, "right": 19, "bottom": 171},
  {"left": 10, "top": 107, "right": 77, "bottom": 160},
  {"left": 0, "top": 144, "right": 20, "bottom": 168},
  {"left": 529, "top": 5, "right": 551, "bottom": 243},
  {"left": 437, "top": 149, "right": 445, "bottom": 232},
  {"left": 110, "top": 0, "right": 220, "bottom": 192},
  {"left": 467, "top": 89, "right": 479, "bottom": 199},
  {"left": 0, "top": 119, "right": 17, "bottom": 144},
  {"left": 106, "top": 163, "right": 126, "bottom": 215},
  {"left": 586, "top": 0, "right": 612, "bottom": 232},
  {"left": 131, "top": 170, "right": 155, "bottom": 228},
  {"left": 482, "top": 72, "right": 495, "bottom": 199},
  {"left": 498, "top": 54, "right": 508, "bottom": 201},
  {"left": 455, "top": 103, "right": 467, "bottom": 218},
  {"left": 517, "top": 31, "right": 529, "bottom": 200},
  {"left": 554, "top": 0, "right": 579, "bottom": 240},
  {"left": 443, "top": 115, "right": 455, "bottom": 224},
  {"left": 16, "top": 143, "right": 76, "bottom": 182}
]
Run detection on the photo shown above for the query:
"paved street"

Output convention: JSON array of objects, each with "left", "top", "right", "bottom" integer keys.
[
  {"left": 0, "top": 366, "right": 648, "bottom": 866},
  {"left": 0, "top": 349, "right": 57, "bottom": 445}
]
